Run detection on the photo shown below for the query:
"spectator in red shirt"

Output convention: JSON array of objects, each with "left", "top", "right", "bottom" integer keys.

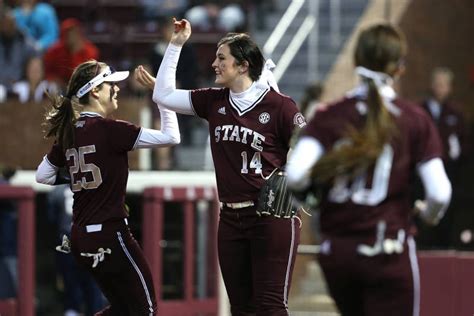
[{"left": 44, "top": 18, "right": 99, "bottom": 91}]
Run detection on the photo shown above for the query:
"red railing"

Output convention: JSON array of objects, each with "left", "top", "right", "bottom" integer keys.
[
  {"left": 419, "top": 251, "right": 474, "bottom": 316},
  {"left": 142, "top": 186, "right": 219, "bottom": 316},
  {"left": 0, "top": 185, "right": 35, "bottom": 316}
]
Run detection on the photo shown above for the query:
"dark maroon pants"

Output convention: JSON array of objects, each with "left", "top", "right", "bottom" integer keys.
[
  {"left": 71, "top": 220, "right": 157, "bottom": 315},
  {"left": 218, "top": 205, "right": 300, "bottom": 316},
  {"left": 318, "top": 235, "right": 420, "bottom": 316}
]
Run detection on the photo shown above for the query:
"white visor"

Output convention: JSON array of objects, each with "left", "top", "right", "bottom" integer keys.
[{"left": 76, "top": 66, "right": 129, "bottom": 98}]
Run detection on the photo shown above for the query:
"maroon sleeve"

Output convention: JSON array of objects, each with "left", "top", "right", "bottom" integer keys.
[
  {"left": 190, "top": 88, "right": 222, "bottom": 119},
  {"left": 412, "top": 110, "right": 443, "bottom": 163},
  {"left": 46, "top": 142, "right": 66, "bottom": 167},
  {"left": 302, "top": 106, "right": 338, "bottom": 150},
  {"left": 106, "top": 119, "right": 141, "bottom": 152},
  {"left": 279, "top": 96, "right": 306, "bottom": 146}
]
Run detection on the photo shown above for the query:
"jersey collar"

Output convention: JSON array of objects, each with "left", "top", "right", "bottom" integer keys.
[
  {"left": 79, "top": 111, "right": 104, "bottom": 118},
  {"left": 229, "top": 81, "right": 269, "bottom": 116}
]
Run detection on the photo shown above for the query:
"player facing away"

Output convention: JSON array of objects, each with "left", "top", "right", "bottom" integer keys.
[
  {"left": 147, "top": 18, "right": 306, "bottom": 316},
  {"left": 36, "top": 60, "right": 181, "bottom": 315},
  {"left": 286, "top": 24, "right": 452, "bottom": 316}
]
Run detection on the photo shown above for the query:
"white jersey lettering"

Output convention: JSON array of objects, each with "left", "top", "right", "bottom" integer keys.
[
  {"left": 221, "top": 125, "right": 233, "bottom": 141},
  {"left": 240, "top": 127, "right": 252, "bottom": 144},
  {"left": 214, "top": 125, "right": 266, "bottom": 152},
  {"left": 251, "top": 131, "right": 265, "bottom": 152},
  {"left": 229, "top": 125, "right": 241, "bottom": 142},
  {"left": 214, "top": 126, "right": 221, "bottom": 142}
]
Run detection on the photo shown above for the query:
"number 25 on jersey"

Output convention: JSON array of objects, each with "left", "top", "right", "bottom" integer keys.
[{"left": 66, "top": 145, "right": 103, "bottom": 192}]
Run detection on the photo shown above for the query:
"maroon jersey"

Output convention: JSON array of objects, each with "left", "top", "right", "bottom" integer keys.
[
  {"left": 191, "top": 87, "right": 305, "bottom": 202},
  {"left": 303, "top": 96, "right": 443, "bottom": 236},
  {"left": 47, "top": 113, "right": 141, "bottom": 226}
]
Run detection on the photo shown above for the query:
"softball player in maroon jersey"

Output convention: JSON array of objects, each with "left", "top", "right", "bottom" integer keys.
[
  {"left": 36, "top": 60, "right": 181, "bottom": 315},
  {"left": 287, "top": 24, "right": 452, "bottom": 316},
  {"left": 151, "top": 19, "right": 305, "bottom": 315}
]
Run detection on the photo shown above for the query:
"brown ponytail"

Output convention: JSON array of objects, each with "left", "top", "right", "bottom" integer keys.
[
  {"left": 312, "top": 24, "right": 406, "bottom": 182},
  {"left": 43, "top": 60, "right": 105, "bottom": 150},
  {"left": 44, "top": 95, "right": 77, "bottom": 150}
]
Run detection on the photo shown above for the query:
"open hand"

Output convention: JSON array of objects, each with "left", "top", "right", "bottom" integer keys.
[{"left": 134, "top": 65, "right": 155, "bottom": 91}]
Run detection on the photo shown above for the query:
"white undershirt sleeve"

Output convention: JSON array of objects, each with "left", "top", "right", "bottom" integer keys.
[
  {"left": 135, "top": 104, "right": 181, "bottom": 149},
  {"left": 36, "top": 155, "right": 58, "bottom": 185},
  {"left": 286, "top": 136, "right": 325, "bottom": 191},
  {"left": 153, "top": 43, "right": 195, "bottom": 115},
  {"left": 416, "top": 158, "right": 452, "bottom": 225}
]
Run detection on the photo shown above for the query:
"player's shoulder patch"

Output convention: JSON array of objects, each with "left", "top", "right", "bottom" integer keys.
[{"left": 293, "top": 112, "right": 306, "bottom": 128}]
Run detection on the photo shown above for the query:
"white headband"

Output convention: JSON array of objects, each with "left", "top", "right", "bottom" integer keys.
[{"left": 76, "top": 66, "right": 129, "bottom": 98}]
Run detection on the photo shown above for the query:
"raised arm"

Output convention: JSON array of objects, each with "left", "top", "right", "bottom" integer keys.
[
  {"left": 152, "top": 19, "right": 195, "bottom": 115},
  {"left": 133, "top": 66, "right": 181, "bottom": 148}
]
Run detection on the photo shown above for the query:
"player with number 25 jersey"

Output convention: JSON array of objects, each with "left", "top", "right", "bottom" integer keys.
[
  {"left": 36, "top": 60, "right": 180, "bottom": 315},
  {"left": 46, "top": 116, "right": 140, "bottom": 226}
]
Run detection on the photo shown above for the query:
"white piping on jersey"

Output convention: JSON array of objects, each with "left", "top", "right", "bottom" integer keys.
[
  {"left": 117, "top": 231, "right": 155, "bottom": 315},
  {"left": 229, "top": 81, "right": 270, "bottom": 116},
  {"left": 188, "top": 90, "right": 199, "bottom": 116},
  {"left": 407, "top": 237, "right": 420, "bottom": 316},
  {"left": 44, "top": 155, "right": 58, "bottom": 169},
  {"left": 283, "top": 217, "right": 296, "bottom": 308},
  {"left": 79, "top": 111, "right": 104, "bottom": 118},
  {"left": 132, "top": 127, "right": 143, "bottom": 150}
]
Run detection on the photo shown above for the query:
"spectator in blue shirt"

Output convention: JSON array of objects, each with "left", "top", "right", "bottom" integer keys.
[
  {"left": 0, "top": 8, "right": 35, "bottom": 87},
  {"left": 12, "top": 0, "right": 59, "bottom": 53}
]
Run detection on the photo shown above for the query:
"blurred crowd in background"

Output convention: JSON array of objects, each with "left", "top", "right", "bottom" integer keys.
[{"left": 0, "top": 0, "right": 279, "bottom": 170}]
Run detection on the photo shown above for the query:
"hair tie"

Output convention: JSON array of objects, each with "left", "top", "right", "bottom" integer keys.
[
  {"left": 355, "top": 66, "right": 393, "bottom": 87},
  {"left": 256, "top": 59, "right": 280, "bottom": 92},
  {"left": 355, "top": 66, "right": 396, "bottom": 101}
]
